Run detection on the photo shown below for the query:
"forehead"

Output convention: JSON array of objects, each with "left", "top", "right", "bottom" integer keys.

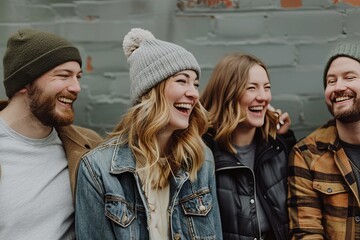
[{"left": 248, "top": 64, "right": 269, "bottom": 83}]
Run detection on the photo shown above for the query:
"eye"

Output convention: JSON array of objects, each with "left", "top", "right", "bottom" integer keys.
[
  {"left": 58, "top": 74, "right": 70, "bottom": 78},
  {"left": 327, "top": 78, "right": 336, "bottom": 85},
  {"left": 345, "top": 75, "right": 357, "bottom": 80},
  {"left": 176, "top": 79, "right": 186, "bottom": 84}
]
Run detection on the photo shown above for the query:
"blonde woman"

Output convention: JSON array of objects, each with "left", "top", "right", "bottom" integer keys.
[
  {"left": 201, "top": 53, "right": 296, "bottom": 240},
  {"left": 75, "top": 28, "right": 222, "bottom": 240}
]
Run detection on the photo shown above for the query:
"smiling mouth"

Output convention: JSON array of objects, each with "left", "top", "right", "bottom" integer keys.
[
  {"left": 174, "top": 103, "right": 192, "bottom": 114},
  {"left": 249, "top": 106, "right": 264, "bottom": 113},
  {"left": 58, "top": 97, "right": 74, "bottom": 105},
  {"left": 334, "top": 96, "right": 352, "bottom": 103}
]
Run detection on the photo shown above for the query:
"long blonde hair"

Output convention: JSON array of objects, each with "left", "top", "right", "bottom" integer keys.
[
  {"left": 109, "top": 79, "right": 209, "bottom": 189},
  {"left": 200, "top": 53, "right": 277, "bottom": 154}
]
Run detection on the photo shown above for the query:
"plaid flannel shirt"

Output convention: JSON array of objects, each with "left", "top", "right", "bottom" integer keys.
[{"left": 288, "top": 120, "right": 360, "bottom": 240}]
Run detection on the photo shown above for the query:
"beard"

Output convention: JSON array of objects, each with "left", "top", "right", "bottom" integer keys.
[
  {"left": 327, "top": 95, "right": 360, "bottom": 124},
  {"left": 27, "top": 84, "right": 75, "bottom": 127}
]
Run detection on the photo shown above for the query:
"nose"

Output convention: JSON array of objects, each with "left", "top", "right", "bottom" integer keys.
[
  {"left": 185, "top": 85, "right": 199, "bottom": 100},
  {"left": 256, "top": 88, "right": 268, "bottom": 101},
  {"left": 333, "top": 78, "right": 347, "bottom": 92},
  {"left": 67, "top": 77, "right": 81, "bottom": 94}
]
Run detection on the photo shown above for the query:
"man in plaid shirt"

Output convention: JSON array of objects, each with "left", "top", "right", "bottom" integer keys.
[{"left": 288, "top": 42, "right": 360, "bottom": 240}]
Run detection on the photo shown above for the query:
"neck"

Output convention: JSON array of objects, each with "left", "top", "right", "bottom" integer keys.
[
  {"left": 157, "top": 129, "right": 173, "bottom": 157},
  {"left": 336, "top": 120, "right": 360, "bottom": 145},
  {"left": 232, "top": 124, "right": 256, "bottom": 147},
  {"left": 0, "top": 99, "right": 52, "bottom": 139}
]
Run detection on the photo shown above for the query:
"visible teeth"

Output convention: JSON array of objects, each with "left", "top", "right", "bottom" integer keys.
[
  {"left": 335, "top": 96, "right": 350, "bottom": 102},
  {"left": 249, "top": 106, "right": 263, "bottom": 111},
  {"left": 58, "top": 97, "right": 73, "bottom": 104},
  {"left": 174, "top": 103, "right": 192, "bottom": 109}
]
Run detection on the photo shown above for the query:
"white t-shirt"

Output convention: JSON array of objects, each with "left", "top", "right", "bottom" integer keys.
[{"left": 0, "top": 118, "right": 75, "bottom": 240}]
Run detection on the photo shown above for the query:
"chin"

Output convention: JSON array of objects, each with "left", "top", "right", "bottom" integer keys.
[
  {"left": 248, "top": 119, "right": 264, "bottom": 128},
  {"left": 171, "top": 124, "right": 189, "bottom": 131}
]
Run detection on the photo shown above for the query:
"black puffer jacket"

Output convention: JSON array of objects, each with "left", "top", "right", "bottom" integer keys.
[{"left": 204, "top": 130, "right": 295, "bottom": 240}]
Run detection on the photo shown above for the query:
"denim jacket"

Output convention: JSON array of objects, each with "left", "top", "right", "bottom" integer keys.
[{"left": 75, "top": 137, "right": 223, "bottom": 240}]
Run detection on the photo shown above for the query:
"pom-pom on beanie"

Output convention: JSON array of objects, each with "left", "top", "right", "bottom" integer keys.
[
  {"left": 123, "top": 28, "right": 201, "bottom": 105},
  {"left": 3, "top": 28, "right": 82, "bottom": 98},
  {"left": 323, "top": 42, "right": 360, "bottom": 88}
]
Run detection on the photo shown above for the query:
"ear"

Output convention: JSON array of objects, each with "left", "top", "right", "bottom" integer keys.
[
  {"left": 12, "top": 87, "right": 28, "bottom": 97},
  {"left": 19, "top": 88, "right": 27, "bottom": 93}
]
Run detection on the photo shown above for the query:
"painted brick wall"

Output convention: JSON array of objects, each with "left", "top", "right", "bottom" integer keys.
[{"left": 0, "top": 0, "right": 359, "bottom": 139}]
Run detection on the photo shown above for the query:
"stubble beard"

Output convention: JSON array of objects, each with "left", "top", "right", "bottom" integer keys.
[
  {"left": 327, "top": 95, "right": 360, "bottom": 124},
  {"left": 27, "top": 85, "right": 75, "bottom": 127}
]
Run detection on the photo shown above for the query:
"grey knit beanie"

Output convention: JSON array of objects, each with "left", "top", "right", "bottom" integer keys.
[
  {"left": 3, "top": 28, "right": 82, "bottom": 98},
  {"left": 323, "top": 42, "right": 360, "bottom": 88},
  {"left": 122, "top": 28, "right": 201, "bottom": 105}
]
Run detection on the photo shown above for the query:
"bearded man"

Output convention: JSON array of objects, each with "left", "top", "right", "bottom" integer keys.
[
  {"left": 288, "top": 42, "right": 360, "bottom": 240},
  {"left": 0, "top": 28, "right": 102, "bottom": 240}
]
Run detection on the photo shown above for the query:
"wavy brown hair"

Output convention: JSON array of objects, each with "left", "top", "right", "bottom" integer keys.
[
  {"left": 109, "top": 79, "right": 209, "bottom": 189},
  {"left": 200, "top": 53, "right": 277, "bottom": 154}
]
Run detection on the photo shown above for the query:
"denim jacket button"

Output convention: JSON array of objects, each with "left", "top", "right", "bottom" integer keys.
[
  {"left": 121, "top": 214, "right": 128, "bottom": 224},
  {"left": 174, "top": 233, "right": 181, "bottom": 240},
  {"left": 199, "top": 205, "right": 206, "bottom": 212}
]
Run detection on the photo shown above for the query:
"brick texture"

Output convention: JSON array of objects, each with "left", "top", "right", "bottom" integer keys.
[{"left": 0, "top": 0, "right": 359, "bottom": 139}]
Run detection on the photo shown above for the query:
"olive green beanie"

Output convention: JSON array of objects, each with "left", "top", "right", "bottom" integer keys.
[
  {"left": 3, "top": 28, "right": 82, "bottom": 98},
  {"left": 323, "top": 42, "right": 360, "bottom": 88}
]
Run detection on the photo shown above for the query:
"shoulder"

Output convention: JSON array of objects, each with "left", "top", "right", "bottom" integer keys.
[
  {"left": 196, "top": 144, "right": 215, "bottom": 179},
  {"left": 78, "top": 137, "right": 122, "bottom": 174},
  {"left": 202, "top": 144, "right": 215, "bottom": 168},
  {"left": 71, "top": 125, "right": 103, "bottom": 142},
  {"left": 295, "top": 120, "right": 337, "bottom": 151},
  {"left": 83, "top": 136, "right": 118, "bottom": 159},
  {"left": 57, "top": 125, "right": 103, "bottom": 147},
  {"left": 204, "top": 144, "right": 214, "bottom": 162}
]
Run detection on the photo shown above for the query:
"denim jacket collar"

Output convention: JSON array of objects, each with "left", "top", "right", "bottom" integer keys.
[{"left": 108, "top": 141, "right": 136, "bottom": 174}]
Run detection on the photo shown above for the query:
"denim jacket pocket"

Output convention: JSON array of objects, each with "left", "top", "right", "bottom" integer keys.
[
  {"left": 105, "top": 194, "right": 136, "bottom": 227},
  {"left": 178, "top": 188, "right": 216, "bottom": 239},
  {"left": 180, "top": 188, "right": 212, "bottom": 216}
]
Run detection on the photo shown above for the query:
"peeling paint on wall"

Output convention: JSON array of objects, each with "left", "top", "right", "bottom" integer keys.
[
  {"left": 335, "top": 0, "right": 360, "bottom": 6},
  {"left": 177, "top": 0, "right": 239, "bottom": 10},
  {"left": 281, "top": 0, "right": 302, "bottom": 8},
  {"left": 177, "top": 0, "right": 360, "bottom": 10},
  {"left": 86, "top": 56, "right": 94, "bottom": 73}
]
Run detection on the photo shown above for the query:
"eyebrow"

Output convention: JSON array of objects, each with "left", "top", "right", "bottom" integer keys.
[
  {"left": 327, "top": 70, "right": 358, "bottom": 78},
  {"left": 53, "top": 69, "right": 83, "bottom": 74},
  {"left": 248, "top": 81, "right": 270, "bottom": 85},
  {"left": 173, "top": 72, "right": 199, "bottom": 80}
]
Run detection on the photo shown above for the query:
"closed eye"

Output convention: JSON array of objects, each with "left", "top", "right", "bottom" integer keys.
[
  {"left": 345, "top": 75, "right": 357, "bottom": 80},
  {"left": 176, "top": 79, "right": 187, "bottom": 85}
]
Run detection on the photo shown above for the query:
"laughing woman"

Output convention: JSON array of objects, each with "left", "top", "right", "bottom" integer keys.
[
  {"left": 75, "top": 28, "right": 222, "bottom": 240},
  {"left": 201, "top": 53, "right": 296, "bottom": 240}
]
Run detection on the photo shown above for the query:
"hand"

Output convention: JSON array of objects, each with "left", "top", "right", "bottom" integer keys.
[{"left": 268, "top": 105, "right": 291, "bottom": 134}]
